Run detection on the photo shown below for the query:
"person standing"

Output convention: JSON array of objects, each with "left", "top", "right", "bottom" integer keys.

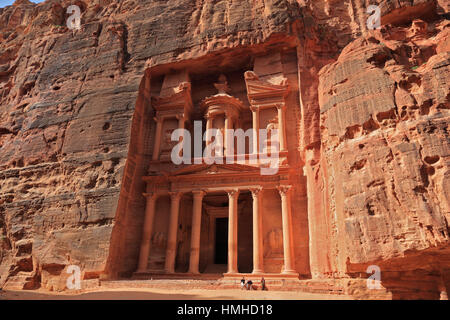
[
  {"left": 261, "top": 277, "right": 267, "bottom": 291},
  {"left": 240, "top": 277, "right": 245, "bottom": 290}
]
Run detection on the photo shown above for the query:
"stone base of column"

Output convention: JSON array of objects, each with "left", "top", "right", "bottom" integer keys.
[
  {"left": 189, "top": 270, "right": 200, "bottom": 275},
  {"left": 135, "top": 269, "right": 147, "bottom": 274},
  {"left": 281, "top": 269, "right": 299, "bottom": 276}
]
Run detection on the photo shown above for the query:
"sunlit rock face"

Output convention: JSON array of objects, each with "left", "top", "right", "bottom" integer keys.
[{"left": 0, "top": 0, "right": 448, "bottom": 298}]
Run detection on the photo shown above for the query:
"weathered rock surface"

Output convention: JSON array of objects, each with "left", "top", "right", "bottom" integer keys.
[
  {"left": 0, "top": 0, "right": 448, "bottom": 298},
  {"left": 312, "top": 18, "right": 450, "bottom": 298}
]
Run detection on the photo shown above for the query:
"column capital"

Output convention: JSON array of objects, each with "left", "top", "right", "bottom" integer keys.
[
  {"left": 277, "top": 185, "right": 292, "bottom": 196},
  {"left": 249, "top": 187, "right": 263, "bottom": 197},
  {"left": 275, "top": 103, "right": 286, "bottom": 110},
  {"left": 153, "top": 115, "right": 163, "bottom": 123},
  {"left": 175, "top": 113, "right": 185, "bottom": 121},
  {"left": 250, "top": 105, "right": 260, "bottom": 113},
  {"left": 192, "top": 190, "right": 206, "bottom": 199},
  {"left": 143, "top": 192, "right": 158, "bottom": 200},
  {"left": 226, "top": 189, "right": 240, "bottom": 198},
  {"left": 169, "top": 191, "right": 183, "bottom": 201}
]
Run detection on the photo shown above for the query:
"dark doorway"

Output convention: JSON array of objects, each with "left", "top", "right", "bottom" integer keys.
[{"left": 215, "top": 218, "right": 228, "bottom": 264}]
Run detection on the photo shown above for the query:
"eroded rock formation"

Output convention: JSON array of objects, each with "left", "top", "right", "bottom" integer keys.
[{"left": 0, "top": 0, "right": 448, "bottom": 298}]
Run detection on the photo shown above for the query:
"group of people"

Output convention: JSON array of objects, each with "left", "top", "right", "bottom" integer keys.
[{"left": 240, "top": 277, "right": 267, "bottom": 291}]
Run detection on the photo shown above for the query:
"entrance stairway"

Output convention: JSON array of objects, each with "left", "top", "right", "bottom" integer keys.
[
  {"left": 3, "top": 271, "right": 38, "bottom": 290},
  {"left": 101, "top": 277, "right": 348, "bottom": 295}
]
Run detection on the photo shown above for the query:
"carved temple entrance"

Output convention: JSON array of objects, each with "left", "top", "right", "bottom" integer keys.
[
  {"left": 129, "top": 50, "right": 308, "bottom": 280},
  {"left": 135, "top": 163, "right": 299, "bottom": 279}
]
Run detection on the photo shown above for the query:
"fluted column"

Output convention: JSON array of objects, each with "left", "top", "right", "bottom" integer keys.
[
  {"left": 165, "top": 192, "right": 182, "bottom": 273},
  {"left": 227, "top": 189, "right": 239, "bottom": 274},
  {"left": 137, "top": 193, "right": 158, "bottom": 272},
  {"left": 276, "top": 104, "right": 287, "bottom": 152},
  {"left": 250, "top": 187, "right": 264, "bottom": 273},
  {"left": 189, "top": 190, "right": 205, "bottom": 274},
  {"left": 251, "top": 107, "right": 260, "bottom": 155},
  {"left": 152, "top": 116, "right": 163, "bottom": 161},
  {"left": 278, "top": 185, "right": 296, "bottom": 274}
]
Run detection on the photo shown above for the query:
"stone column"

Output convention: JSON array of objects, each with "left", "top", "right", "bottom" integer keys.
[
  {"left": 176, "top": 114, "right": 185, "bottom": 157},
  {"left": 177, "top": 114, "right": 185, "bottom": 140},
  {"left": 152, "top": 116, "right": 163, "bottom": 161},
  {"left": 250, "top": 187, "right": 264, "bottom": 274},
  {"left": 277, "top": 185, "right": 296, "bottom": 274},
  {"left": 251, "top": 107, "right": 260, "bottom": 155},
  {"left": 189, "top": 190, "right": 205, "bottom": 274},
  {"left": 165, "top": 192, "right": 182, "bottom": 273},
  {"left": 276, "top": 104, "right": 287, "bottom": 152},
  {"left": 227, "top": 189, "right": 239, "bottom": 274},
  {"left": 205, "top": 115, "right": 213, "bottom": 147},
  {"left": 224, "top": 113, "right": 234, "bottom": 157},
  {"left": 137, "top": 193, "right": 158, "bottom": 272}
]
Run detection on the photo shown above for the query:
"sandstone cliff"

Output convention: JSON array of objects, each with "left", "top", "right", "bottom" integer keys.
[{"left": 0, "top": 0, "right": 448, "bottom": 298}]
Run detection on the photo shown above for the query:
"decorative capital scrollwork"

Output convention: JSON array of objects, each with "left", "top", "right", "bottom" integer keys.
[
  {"left": 192, "top": 190, "right": 206, "bottom": 199},
  {"left": 169, "top": 191, "right": 183, "bottom": 201},
  {"left": 277, "top": 185, "right": 292, "bottom": 196},
  {"left": 143, "top": 192, "right": 158, "bottom": 201},
  {"left": 275, "top": 103, "right": 286, "bottom": 110},
  {"left": 249, "top": 187, "right": 263, "bottom": 198},
  {"left": 227, "top": 189, "right": 240, "bottom": 199}
]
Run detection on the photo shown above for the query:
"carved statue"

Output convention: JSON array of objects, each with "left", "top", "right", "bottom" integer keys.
[
  {"left": 266, "top": 116, "right": 279, "bottom": 133},
  {"left": 264, "top": 228, "right": 283, "bottom": 258},
  {"left": 152, "top": 232, "right": 167, "bottom": 248},
  {"left": 263, "top": 117, "right": 279, "bottom": 152},
  {"left": 162, "top": 128, "right": 176, "bottom": 151},
  {"left": 214, "top": 74, "right": 230, "bottom": 94}
]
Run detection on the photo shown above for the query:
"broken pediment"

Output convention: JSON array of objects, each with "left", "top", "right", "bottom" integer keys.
[
  {"left": 244, "top": 71, "right": 289, "bottom": 107},
  {"left": 151, "top": 82, "right": 193, "bottom": 114},
  {"left": 151, "top": 71, "right": 194, "bottom": 120}
]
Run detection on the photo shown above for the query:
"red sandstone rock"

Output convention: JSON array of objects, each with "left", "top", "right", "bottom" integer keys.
[{"left": 0, "top": 0, "right": 448, "bottom": 299}]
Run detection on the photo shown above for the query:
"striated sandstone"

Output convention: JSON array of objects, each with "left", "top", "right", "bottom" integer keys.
[{"left": 0, "top": 0, "right": 448, "bottom": 299}]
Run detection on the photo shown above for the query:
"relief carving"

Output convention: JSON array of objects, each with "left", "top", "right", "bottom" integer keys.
[{"left": 263, "top": 227, "right": 284, "bottom": 258}]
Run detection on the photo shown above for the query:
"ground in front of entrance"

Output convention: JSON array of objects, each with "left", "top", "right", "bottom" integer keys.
[{"left": 0, "top": 288, "right": 353, "bottom": 300}]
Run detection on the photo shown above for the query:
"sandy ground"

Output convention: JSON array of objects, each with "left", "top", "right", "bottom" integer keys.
[{"left": 0, "top": 288, "right": 352, "bottom": 300}]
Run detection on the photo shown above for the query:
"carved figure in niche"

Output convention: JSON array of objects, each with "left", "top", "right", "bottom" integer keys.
[
  {"left": 162, "top": 128, "right": 177, "bottom": 152},
  {"left": 177, "top": 81, "right": 191, "bottom": 93},
  {"left": 214, "top": 74, "right": 230, "bottom": 94},
  {"left": 264, "top": 116, "right": 279, "bottom": 153},
  {"left": 266, "top": 116, "right": 279, "bottom": 133},
  {"left": 152, "top": 232, "right": 167, "bottom": 248},
  {"left": 263, "top": 228, "right": 283, "bottom": 258},
  {"left": 209, "top": 127, "right": 224, "bottom": 157}
]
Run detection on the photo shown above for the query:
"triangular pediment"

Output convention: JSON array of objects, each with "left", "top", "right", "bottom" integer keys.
[{"left": 169, "top": 163, "right": 260, "bottom": 177}]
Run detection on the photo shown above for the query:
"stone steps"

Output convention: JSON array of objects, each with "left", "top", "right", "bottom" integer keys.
[
  {"left": 99, "top": 278, "right": 349, "bottom": 295},
  {"left": 100, "top": 279, "right": 223, "bottom": 291},
  {"left": 3, "top": 271, "right": 37, "bottom": 291},
  {"left": 132, "top": 272, "right": 223, "bottom": 281}
]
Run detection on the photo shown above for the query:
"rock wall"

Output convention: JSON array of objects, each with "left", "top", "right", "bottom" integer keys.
[
  {"left": 0, "top": 0, "right": 448, "bottom": 298},
  {"left": 312, "top": 14, "right": 450, "bottom": 298}
]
